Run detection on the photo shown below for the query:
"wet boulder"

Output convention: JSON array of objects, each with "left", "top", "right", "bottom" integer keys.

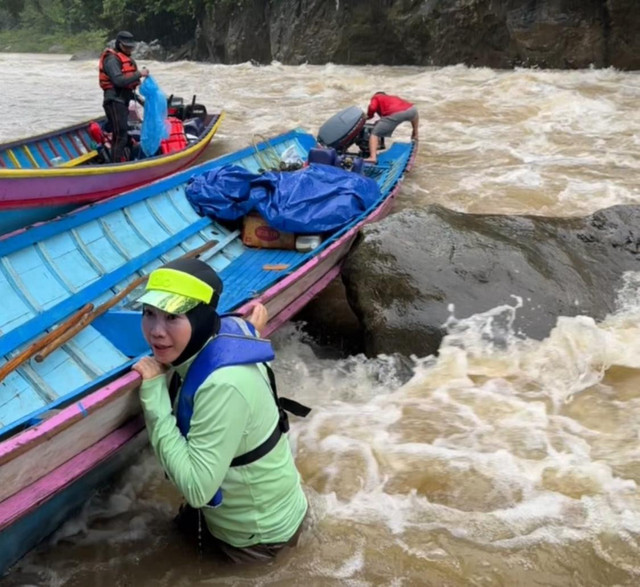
[{"left": 342, "top": 204, "right": 640, "bottom": 358}]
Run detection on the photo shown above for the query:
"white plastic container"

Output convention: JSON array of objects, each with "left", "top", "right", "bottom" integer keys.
[{"left": 295, "top": 235, "right": 322, "bottom": 252}]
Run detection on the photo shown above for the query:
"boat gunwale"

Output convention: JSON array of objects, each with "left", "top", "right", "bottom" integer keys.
[{"left": 0, "top": 112, "right": 224, "bottom": 180}]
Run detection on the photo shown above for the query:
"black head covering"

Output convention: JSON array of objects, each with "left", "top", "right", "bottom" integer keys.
[
  {"left": 116, "top": 30, "right": 136, "bottom": 50},
  {"left": 161, "top": 258, "right": 223, "bottom": 366}
]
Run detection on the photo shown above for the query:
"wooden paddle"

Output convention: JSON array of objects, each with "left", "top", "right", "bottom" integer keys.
[
  {"left": 0, "top": 303, "right": 94, "bottom": 383},
  {"left": 35, "top": 275, "right": 149, "bottom": 363},
  {"left": 1, "top": 239, "right": 220, "bottom": 378}
]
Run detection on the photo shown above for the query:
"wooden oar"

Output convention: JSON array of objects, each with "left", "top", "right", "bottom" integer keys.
[
  {"left": 34, "top": 239, "right": 220, "bottom": 363},
  {"left": 35, "top": 275, "right": 148, "bottom": 362},
  {"left": 0, "top": 303, "right": 94, "bottom": 382}
]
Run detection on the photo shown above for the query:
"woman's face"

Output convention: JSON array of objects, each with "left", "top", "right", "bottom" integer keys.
[{"left": 142, "top": 305, "right": 192, "bottom": 364}]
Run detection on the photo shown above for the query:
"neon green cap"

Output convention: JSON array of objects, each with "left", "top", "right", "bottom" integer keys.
[{"left": 137, "top": 267, "right": 214, "bottom": 314}]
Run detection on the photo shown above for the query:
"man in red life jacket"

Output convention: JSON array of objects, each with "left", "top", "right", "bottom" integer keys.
[
  {"left": 98, "top": 31, "right": 149, "bottom": 162},
  {"left": 364, "top": 92, "right": 419, "bottom": 164}
]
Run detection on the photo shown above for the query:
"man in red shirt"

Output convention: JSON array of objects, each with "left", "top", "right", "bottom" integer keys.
[{"left": 365, "top": 92, "right": 419, "bottom": 163}]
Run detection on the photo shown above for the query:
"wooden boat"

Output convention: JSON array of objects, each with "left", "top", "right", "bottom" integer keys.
[
  {"left": 0, "top": 109, "right": 224, "bottom": 236},
  {"left": 0, "top": 127, "right": 416, "bottom": 574}
]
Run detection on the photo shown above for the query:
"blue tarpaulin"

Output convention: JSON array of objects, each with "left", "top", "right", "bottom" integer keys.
[
  {"left": 186, "top": 163, "right": 381, "bottom": 234},
  {"left": 139, "top": 76, "right": 169, "bottom": 157}
]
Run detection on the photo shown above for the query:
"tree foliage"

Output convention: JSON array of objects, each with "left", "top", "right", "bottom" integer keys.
[
  {"left": 18, "top": 0, "right": 104, "bottom": 34},
  {"left": 0, "top": 0, "right": 240, "bottom": 49}
]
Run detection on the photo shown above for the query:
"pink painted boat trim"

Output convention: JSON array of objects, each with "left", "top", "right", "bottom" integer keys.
[
  {"left": 0, "top": 417, "right": 145, "bottom": 529},
  {"left": 262, "top": 263, "right": 343, "bottom": 337},
  {"left": 0, "top": 371, "right": 141, "bottom": 462}
]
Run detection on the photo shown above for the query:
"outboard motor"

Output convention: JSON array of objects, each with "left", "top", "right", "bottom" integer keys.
[
  {"left": 167, "top": 94, "right": 207, "bottom": 121},
  {"left": 316, "top": 105, "right": 386, "bottom": 159},
  {"left": 317, "top": 106, "right": 366, "bottom": 153},
  {"left": 354, "top": 123, "right": 385, "bottom": 158}
]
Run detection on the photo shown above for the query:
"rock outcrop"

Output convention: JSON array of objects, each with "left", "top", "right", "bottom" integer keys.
[
  {"left": 341, "top": 205, "right": 640, "bottom": 358},
  {"left": 188, "top": 0, "right": 640, "bottom": 70}
]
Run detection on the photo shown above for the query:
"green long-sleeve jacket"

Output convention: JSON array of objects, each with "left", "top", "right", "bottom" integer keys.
[{"left": 139, "top": 353, "right": 307, "bottom": 547}]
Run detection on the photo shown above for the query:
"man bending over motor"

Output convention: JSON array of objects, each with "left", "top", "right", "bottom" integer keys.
[{"left": 364, "top": 91, "right": 419, "bottom": 164}]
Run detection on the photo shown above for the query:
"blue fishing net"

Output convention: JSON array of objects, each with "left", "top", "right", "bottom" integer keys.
[{"left": 139, "top": 76, "right": 169, "bottom": 157}]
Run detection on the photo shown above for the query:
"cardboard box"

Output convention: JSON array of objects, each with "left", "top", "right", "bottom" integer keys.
[{"left": 242, "top": 213, "right": 296, "bottom": 249}]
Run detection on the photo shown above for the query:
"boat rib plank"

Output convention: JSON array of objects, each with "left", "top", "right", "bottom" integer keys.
[
  {"left": 35, "top": 241, "right": 80, "bottom": 294},
  {"left": 98, "top": 213, "right": 146, "bottom": 265},
  {"left": 0, "top": 218, "right": 212, "bottom": 359},
  {"left": 146, "top": 193, "right": 191, "bottom": 236},
  {"left": 0, "top": 255, "right": 42, "bottom": 320},
  {"left": 56, "top": 135, "right": 74, "bottom": 160},
  {"left": 34, "top": 142, "right": 52, "bottom": 166},
  {"left": 6, "top": 150, "right": 21, "bottom": 168},
  {"left": 22, "top": 146, "right": 39, "bottom": 168},
  {"left": 46, "top": 138, "right": 62, "bottom": 159}
]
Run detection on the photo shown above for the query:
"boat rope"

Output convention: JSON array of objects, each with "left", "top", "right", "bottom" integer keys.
[{"left": 252, "top": 134, "right": 283, "bottom": 171}]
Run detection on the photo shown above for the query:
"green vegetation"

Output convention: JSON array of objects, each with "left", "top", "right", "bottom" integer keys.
[
  {"left": 0, "top": 29, "right": 108, "bottom": 53},
  {"left": 0, "top": 0, "right": 241, "bottom": 53}
]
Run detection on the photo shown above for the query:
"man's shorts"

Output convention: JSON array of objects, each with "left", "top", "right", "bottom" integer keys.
[{"left": 373, "top": 106, "right": 418, "bottom": 137}]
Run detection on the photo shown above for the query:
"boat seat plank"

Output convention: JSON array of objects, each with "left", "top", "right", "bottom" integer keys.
[
  {"left": 219, "top": 247, "right": 306, "bottom": 310},
  {"left": 59, "top": 150, "right": 98, "bottom": 168}
]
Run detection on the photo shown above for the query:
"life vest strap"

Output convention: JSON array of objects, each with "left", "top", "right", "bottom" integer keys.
[
  {"left": 229, "top": 362, "right": 310, "bottom": 467},
  {"left": 280, "top": 397, "right": 311, "bottom": 418},
  {"left": 230, "top": 422, "right": 282, "bottom": 467}
]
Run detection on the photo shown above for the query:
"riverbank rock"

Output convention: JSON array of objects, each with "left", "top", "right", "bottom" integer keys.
[
  {"left": 341, "top": 205, "right": 640, "bottom": 358},
  {"left": 188, "top": 0, "right": 640, "bottom": 69}
]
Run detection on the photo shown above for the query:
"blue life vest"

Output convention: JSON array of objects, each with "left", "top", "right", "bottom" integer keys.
[{"left": 174, "top": 316, "right": 309, "bottom": 508}]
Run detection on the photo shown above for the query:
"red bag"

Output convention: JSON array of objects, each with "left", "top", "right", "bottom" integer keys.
[{"left": 160, "top": 117, "right": 187, "bottom": 154}]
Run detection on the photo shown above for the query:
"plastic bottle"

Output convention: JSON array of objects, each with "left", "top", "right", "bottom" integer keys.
[{"left": 295, "top": 235, "right": 322, "bottom": 252}]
